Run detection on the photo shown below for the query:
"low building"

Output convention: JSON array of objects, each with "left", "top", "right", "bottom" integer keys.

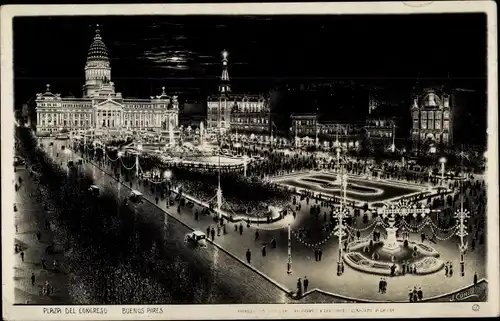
[
  {"left": 365, "top": 104, "right": 396, "bottom": 150},
  {"left": 229, "top": 95, "right": 270, "bottom": 136},
  {"left": 290, "top": 113, "right": 364, "bottom": 149}
]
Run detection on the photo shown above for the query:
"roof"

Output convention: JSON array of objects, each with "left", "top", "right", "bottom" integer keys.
[
  {"left": 87, "top": 26, "right": 109, "bottom": 62},
  {"left": 130, "top": 190, "right": 142, "bottom": 196},
  {"left": 192, "top": 231, "right": 206, "bottom": 237}
]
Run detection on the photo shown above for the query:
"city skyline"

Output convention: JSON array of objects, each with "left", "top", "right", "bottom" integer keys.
[{"left": 14, "top": 14, "right": 487, "bottom": 111}]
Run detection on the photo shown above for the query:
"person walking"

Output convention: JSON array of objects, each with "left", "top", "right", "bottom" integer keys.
[
  {"left": 36, "top": 231, "right": 41, "bottom": 241},
  {"left": 314, "top": 248, "right": 319, "bottom": 261},
  {"left": 31, "top": 273, "right": 35, "bottom": 286},
  {"left": 271, "top": 237, "right": 276, "bottom": 249},
  {"left": 303, "top": 276, "right": 309, "bottom": 293},
  {"left": 210, "top": 227, "right": 216, "bottom": 241},
  {"left": 474, "top": 272, "right": 478, "bottom": 287},
  {"left": 255, "top": 230, "right": 259, "bottom": 241},
  {"left": 41, "top": 257, "right": 46, "bottom": 270},
  {"left": 417, "top": 287, "right": 423, "bottom": 301},
  {"left": 20, "top": 251, "right": 24, "bottom": 263},
  {"left": 296, "top": 278, "right": 303, "bottom": 296},
  {"left": 261, "top": 245, "right": 266, "bottom": 257},
  {"left": 239, "top": 223, "right": 243, "bottom": 235},
  {"left": 246, "top": 249, "right": 251, "bottom": 264},
  {"left": 318, "top": 248, "right": 323, "bottom": 261},
  {"left": 206, "top": 226, "right": 210, "bottom": 237}
]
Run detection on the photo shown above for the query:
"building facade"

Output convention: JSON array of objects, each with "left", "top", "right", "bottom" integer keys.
[
  {"left": 229, "top": 95, "right": 269, "bottom": 135},
  {"left": 207, "top": 50, "right": 269, "bottom": 136},
  {"left": 411, "top": 88, "right": 452, "bottom": 151},
  {"left": 290, "top": 113, "right": 363, "bottom": 149},
  {"left": 35, "top": 25, "right": 179, "bottom": 135}
]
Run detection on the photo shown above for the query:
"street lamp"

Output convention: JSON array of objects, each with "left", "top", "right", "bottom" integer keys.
[
  {"left": 243, "top": 154, "right": 248, "bottom": 177},
  {"left": 136, "top": 144, "right": 143, "bottom": 177},
  {"left": 287, "top": 223, "right": 292, "bottom": 274},
  {"left": 391, "top": 121, "right": 396, "bottom": 153},
  {"left": 163, "top": 169, "right": 173, "bottom": 197},
  {"left": 333, "top": 172, "right": 349, "bottom": 276},
  {"left": 335, "top": 147, "right": 342, "bottom": 173},
  {"left": 454, "top": 208, "right": 469, "bottom": 277},
  {"left": 439, "top": 157, "right": 447, "bottom": 186}
]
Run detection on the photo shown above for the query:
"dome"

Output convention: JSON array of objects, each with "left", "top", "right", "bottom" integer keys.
[{"left": 87, "top": 26, "right": 108, "bottom": 62}]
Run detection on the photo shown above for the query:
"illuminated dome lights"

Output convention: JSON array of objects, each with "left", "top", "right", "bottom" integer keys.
[{"left": 87, "top": 25, "right": 109, "bottom": 62}]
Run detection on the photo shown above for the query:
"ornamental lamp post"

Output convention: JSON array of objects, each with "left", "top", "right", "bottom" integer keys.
[
  {"left": 333, "top": 206, "right": 349, "bottom": 276},
  {"left": 439, "top": 157, "right": 447, "bottom": 186},
  {"left": 287, "top": 223, "right": 292, "bottom": 274},
  {"left": 136, "top": 144, "right": 143, "bottom": 178},
  {"left": 391, "top": 121, "right": 396, "bottom": 153},
  {"left": 243, "top": 154, "right": 248, "bottom": 177},
  {"left": 335, "top": 147, "right": 342, "bottom": 173},
  {"left": 454, "top": 208, "right": 469, "bottom": 277},
  {"left": 164, "top": 169, "right": 172, "bottom": 197}
]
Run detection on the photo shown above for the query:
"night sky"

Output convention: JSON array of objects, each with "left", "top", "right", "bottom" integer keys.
[{"left": 14, "top": 14, "right": 487, "bottom": 114}]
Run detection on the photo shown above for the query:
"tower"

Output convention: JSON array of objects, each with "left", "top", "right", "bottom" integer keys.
[
  {"left": 82, "top": 25, "right": 114, "bottom": 97},
  {"left": 216, "top": 50, "right": 231, "bottom": 131},
  {"left": 219, "top": 50, "right": 231, "bottom": 93}
]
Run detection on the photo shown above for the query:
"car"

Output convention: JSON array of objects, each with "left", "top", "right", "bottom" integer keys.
[
  {"left": 67, "top": 160, "right": 74, "bottom": 167},
  {"left": 184, "top": 231, "right": 207, "bottom": 247},
  {"left": 88, "top": 185, "right": 100, "bottom": 197},
  {"left": 128, "top": 190, "right": 143, "bottom": 203}
]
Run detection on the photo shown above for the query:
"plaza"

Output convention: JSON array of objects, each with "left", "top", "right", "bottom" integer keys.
[
  {"left": 39, "top": 137, "right": 487, "bottom": 303},
  {"left": 272, "top": 171, "right": 429, "bottom": 206}
]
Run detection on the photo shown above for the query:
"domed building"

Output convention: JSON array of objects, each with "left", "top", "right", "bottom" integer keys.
[{"left": 34, "top": 25, "right": 179, "bottom": 136}]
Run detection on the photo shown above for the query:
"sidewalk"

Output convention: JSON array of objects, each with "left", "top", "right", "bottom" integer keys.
[{"left": 14, "top": 167, "right": 70, "bottom": 304}]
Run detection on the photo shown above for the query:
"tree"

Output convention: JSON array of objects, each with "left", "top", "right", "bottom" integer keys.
[{"left": 359, "top": 131, "right": 373, "bottom": 157}]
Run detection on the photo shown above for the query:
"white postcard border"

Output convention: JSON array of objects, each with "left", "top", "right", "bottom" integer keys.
[{"left": 1, "top": 1, "right": 498, "bottom": 319}]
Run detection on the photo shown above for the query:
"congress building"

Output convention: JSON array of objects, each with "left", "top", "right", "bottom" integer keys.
[{"left": 34, "top": 25, "right": 179, "bottom": 136}]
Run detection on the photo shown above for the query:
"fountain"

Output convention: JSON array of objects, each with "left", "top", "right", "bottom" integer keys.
[
  {"left": 381, "top": 215, "right": 400, "bottom": 254},
  {"left": 343, "top": 205, "right": 444, "bottom": 276}
]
